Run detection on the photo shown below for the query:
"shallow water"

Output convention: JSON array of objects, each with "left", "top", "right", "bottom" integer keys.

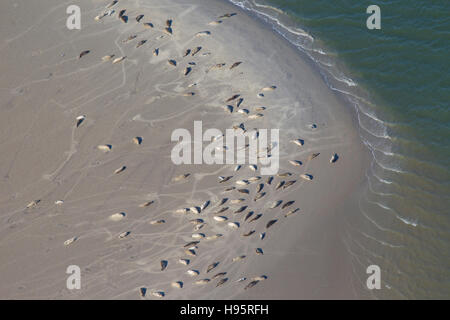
[{"left": 227, "top": 0, "right": 450, "bottom": 298}]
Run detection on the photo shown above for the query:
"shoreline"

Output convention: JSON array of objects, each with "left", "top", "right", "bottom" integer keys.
[{"left": 0, "top": 0, "right": 369, "bottom": 299}]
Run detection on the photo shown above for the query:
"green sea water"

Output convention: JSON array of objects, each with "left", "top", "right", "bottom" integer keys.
[{"left": 228, "top": 0, "right": 450, "bottom": 298}]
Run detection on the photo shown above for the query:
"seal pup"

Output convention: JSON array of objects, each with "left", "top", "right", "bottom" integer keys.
[
  {"left": 201, "top": 200, "right": 210, "bottom": 211},
  {"left": 308, "top": 153, "right": 320, "bottom": 161},
  {"left": 285, "top": 208, "right": 299, "bottom": 218},
  {"left": 102, "top": 55, "right": 115, "bottom": 61},
  {"left": 227, "top": 222, "right": 240, "bottom": 229},
  {"left": 195, "top": 279, "right": 210, "bottom": 285},
  {"left": 95, "top": 12, "right": 107, "bottom": 21},
  {"left": 191, "top": 46, "right": 202, "bottom": 56},
  {"left": 172, "top": 173, "right": 190, "bottom": 182},
  {"left": 266, "top": 219, "right": 278, "bottom": 229},
  {"left": 176, "top": 208, "right": 190, "bottom": 214},
  {"left": 236, "top": 180, "right": 249, "bottom": 186},
  {"left": 109, "top": 212, "right": 126, "bottom": 221},
  {"left": 232, "top": 255, "right": 246, "bottom": 262},
  {"left": 270, "top": 200, "right": 282, "bottom": 209},
  {"left": 139, "top": 200, "right": 154, "bottom": 207},
  {"left": 209, "top": 20, "right": 222, "bottom": 26},
  {"left": 226, "top": 94, "right": 240, "bottom": 102},
  {"left": 114, "top": 166, "right": 126, "bottom": 174},
  {"left": 230, "top": 61, "right": 242, "bottom": 70},
  {"left": 112, "top": 56, "right": 126, "bottom": 64},
  {"left": 218, "top": 198, "right": 228, "bottom": 206},
  {"left": 178, "top": 259, "right": 190, "bottom": 266},
  {"left": 192, "top": 233, "right": 205, "bottom": 239},
  {"left": 151, "top": 291, "right": 165, "bottom": 298},
  {"left": 119, "top": 14, "right": 128, "bottom": 23},
  {"left": 206, "top": 234, "right": 222, "bottom": 240},
  {"left": 164, "top": 27, "right": 173, "bottom": 35},
  {"left": 207, "top": 262, "right": 219, "bottom": 273},
  {"left": 254, "top": 192, "right": 266, "bottom": 201},
  {"left": 136, "top": 40, "right": 147, "bottom": 48},
  {"left": 64, "top": 237, "right": 77, "bottom": 246},
  {"left": 278, "top": 172, "right": 292, "bottom": 178},
  {"left": 275, "top": 180, "right": 285, "bottom": 190},
  {"left": 231, "top": 198, "right": 245, "bottom": 204},
  {"left": 283, "top": 180, "right": 297, "bottom": 189},
  {"left": 255, "top": 248, "right": 264, "bottom": 255},
  {"left": 150, "top": 219, "right": 165, "bottom": 225},
  {"left": 214, "top": 216, "right": 227, "bottom": 222},
  {"left": 183, "top": 49, "right": 191, "bottom": 57},
  {"left": 118, "top": 231, "right": 130, "bottom": 239},
  {"left": 196, "top": 31, "right": 211, "bottom": 37},
  {"left": 248, "top": 113, "right": 263, "bottom": 119},
  {"left": 218, "top": 175, "right": 232, "bottom": 183},
  {"left": 184, "top": 240, "right": 200, "bottom": 248},
  {"left": 219, "top": 13, "right": 237, "bottom": 18},
  {"left": 184, "top": 67, "right": 192, "bottom": 76},
  {"left": 160, "top": 260, "right": 168, "bottom": 271},
  {"left": 330, "top": 153, "right": 339, "bottom": 163},
  {"left": 78, "top": 50, "right": 90, "bottom": 59},
  {"left": 122, "top": 36, "right": 136, "bottom": 44},
  {"left": 243, "top": 230, "right": 255, "bottom": 237},
  {"left": 237, "top": 277, "right": 247, "bottom": 282},
  {"left": 76, "top": 115, "right": 86, "bottom": 127},
  {"left": 300, "top": 174, "right": 313, "bottom": 181},
  {"left": 289, "top": 160, "right": 302, "bottom": 167},
  {"left": 171, "top": 281, "right": 183, "bottom": 289},
  {"left": 262, "top": 85, "right": 277, "bottom": 91},
  {"left": 55, "top": 200, "right": 64, "bottom": 205},
  {"left": 190, "top": 206, "right": 201, "bottom": 214},
  {"left": 189, "top": 220, "right": 204, "bottom": 227},
  {"left": 106, "top": 1, "right": 118, "bottom": 9},
  {"left": 248, "top": 176, "right": 261, "bottom": 183},
  {"left": 187, "top": 269, "right": 200, "bottom": 276},
  {"left": 291, "top": 139, "right": 304, "bottom": 147},
  {"left": 132, "top": 136, "right": 143, "bottom": 145}
]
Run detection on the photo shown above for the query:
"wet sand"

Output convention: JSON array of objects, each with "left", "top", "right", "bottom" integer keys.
[{"left": 0, "top": 0, "right": 368, "bottom": 299}]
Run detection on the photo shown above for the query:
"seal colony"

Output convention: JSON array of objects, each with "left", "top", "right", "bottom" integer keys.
[{"left": 0, "top": 0, "right": 366, "bottom": 300}]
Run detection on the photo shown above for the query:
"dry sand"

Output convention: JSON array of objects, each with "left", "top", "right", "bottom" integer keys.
[{"left": 0, "top": 0, "right": 368, "bottom": 299}]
